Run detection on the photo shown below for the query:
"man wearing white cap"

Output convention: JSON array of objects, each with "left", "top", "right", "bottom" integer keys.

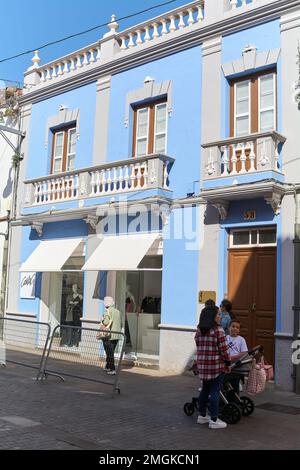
[{"left": 102, "top": 297, "right": 123, "bottom": 375}]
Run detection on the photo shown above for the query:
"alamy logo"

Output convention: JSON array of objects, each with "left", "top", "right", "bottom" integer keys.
[{"left": 292, "top": 341, "right": 300, "bottom": 365}]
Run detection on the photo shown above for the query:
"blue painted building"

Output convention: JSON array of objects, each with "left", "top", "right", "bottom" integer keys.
[{"left": 7, "top": 0, "right": 300, "bottom": 391}]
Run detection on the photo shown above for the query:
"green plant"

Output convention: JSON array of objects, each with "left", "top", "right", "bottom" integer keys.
[
  {"left": 11, "top": 153, "right": 23, "bottom": 169},
  {"left": 4, "top": 107, "right": 17, "bottom": 118}
]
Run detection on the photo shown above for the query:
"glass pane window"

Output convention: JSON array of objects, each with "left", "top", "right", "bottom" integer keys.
[
  {"left": 137, "top": 109, "right": 149, "bottom": 138},
  {"left": 235, "top": 81, "right": 250, "bottom": 137},
  {"left": 154, "top": 104, "right": 167, "bottom": 154},
  {"left": 155, "top": 134, "right": 166, "bottom": 154},
  {"left": 54, "top": 132, "right": 64, "bottom": 158},
  {"left": 260, "top": 110, "right": 274, "bottom": 132},
  {"left": 136, "top": 139, "right": 148, "bottom": 157},
  {"left": 260, "top": 74, "right": 275, "bottom": 132},
  {"left": 67, "top": 128, "right": 76, "bottom": 171},
  {"left": 136, "top": 108, "right": 149, "bottom": 157},
  {"left": 232, "top": 231, "right": 250, "bottom": 246},
  {"left": 54, "top": 158, "right": 62, "bottom": 174},
  {"left": 259, "top": 229, "right": 276, "bottom": 245},
  {"left": 155, "top": 104, "right": 167, "bottom": 134},
  {"left": 68, "top": 129, "right": 77, "bottom": 155},
  {"left": 236, "top": 116, "right": 250, "bottom": 137}
]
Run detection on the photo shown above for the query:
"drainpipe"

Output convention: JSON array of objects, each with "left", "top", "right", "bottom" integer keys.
[
  {"left": 0, "top": 212, "right": 10, "bottom": 340},
  {"left": 293, "top": 189, "right": 300, "bottom": 394}
]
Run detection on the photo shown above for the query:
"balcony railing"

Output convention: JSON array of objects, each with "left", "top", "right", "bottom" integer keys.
[
  {"left": 202, "top": 131, "right": 286, "bottom": 181},
  {"left": 118, "top": 1, "right": 204, "bottom": 52},
  {"left": 24, "top": 1, "right": 204, "bottom": 90},
  {"left": 24, "top": 154, "right": 175, "bottom": 207},
  {"left": 229, "top": 0, "right": 256, "bottom": 9}
]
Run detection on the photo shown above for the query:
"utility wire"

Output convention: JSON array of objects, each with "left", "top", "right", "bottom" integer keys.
[{"left": 0, "top": 0, "right": 178, "bottom": 65}]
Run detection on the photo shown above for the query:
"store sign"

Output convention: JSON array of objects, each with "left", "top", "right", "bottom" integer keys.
[
  {"left": 244, "top": 210, "right": 256, "bottom": 221},
  {"left": 199, "top": 291, "right": 216, "bottom": 304},
  {"left": 20, "top": 273, "right": 36, "bottom": 299}
]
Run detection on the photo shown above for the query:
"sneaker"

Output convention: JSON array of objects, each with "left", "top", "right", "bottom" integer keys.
[
  {"left": 107, "top": 370, "right": 116, "bottom": 375},
  {"left": 197, "top": 415, "right": 210, "bottom": 425},
  {"left": 209, "top": 419, "right": 227, "bottom": 430},
  {"left": 104, "top": 367, "right": 111, "bottom": 372}
]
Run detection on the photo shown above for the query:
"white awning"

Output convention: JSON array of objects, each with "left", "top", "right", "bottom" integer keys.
[
  {"left": 19, "top": 238, "right": 84, "bottom": 272},
  {"left": 82, "top": 233, "right": 160, "bottom": 271}
]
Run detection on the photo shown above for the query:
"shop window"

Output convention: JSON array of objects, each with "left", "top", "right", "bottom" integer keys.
[{"left": 132, "top": 100, "right": 168, "bottom": 157}]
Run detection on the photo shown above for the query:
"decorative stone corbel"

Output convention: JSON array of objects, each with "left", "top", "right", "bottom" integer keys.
[
  {"left": 212, "top": 201, "right": 230, "bottom": 220},
  {"left": 31, "top": 222, "right": 44, "bottom": 237},
  {"left": 265, "top": 194, "right": 282, "bottom": 216},
  {"left": 84, "top": 215, "right": 99, "bottom": 230}
]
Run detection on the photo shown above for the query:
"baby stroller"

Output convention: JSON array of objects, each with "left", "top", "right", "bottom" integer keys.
[{"left": 184, "top": 345, "right": 263, "bottom": 424}]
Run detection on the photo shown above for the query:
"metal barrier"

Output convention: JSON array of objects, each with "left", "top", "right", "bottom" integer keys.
[
  {"left": 0, "top": 317, "right": 51, "bottom": 377},
  {"left": 39, "top": 324, "right": 125, "bottom": 394}
]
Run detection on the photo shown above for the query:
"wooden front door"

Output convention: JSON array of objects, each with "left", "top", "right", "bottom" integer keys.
[{"left": 228, "top": 247, "right": 276, "bottom": 363}]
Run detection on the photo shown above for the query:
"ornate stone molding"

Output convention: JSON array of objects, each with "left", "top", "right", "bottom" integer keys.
[
  {"left": 212, "top": 201, "right": 229, "bottom": 220},
  {"left": 84, "top": 215, "right": 99, "bottom": 230},
  {"left": 124, "top": 78, "right": 173, "bottom": 128},
  {"left": 31, "top": 222, "right": 44, "bottom": 237},
  {"left": 222, "top": 46, "right": 281, "bottom": 78},
  {"left": 45, "top": 107, "right": 80, "bottom": 149},
  {"left": 265, "top": 193, "right": 282, "bottom": 216}
]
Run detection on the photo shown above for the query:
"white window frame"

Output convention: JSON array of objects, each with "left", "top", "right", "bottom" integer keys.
[
  {"left": 53, "top": 131, "right": 65, "bottom": 174},
  {"left": 66, "top": 127, "right": 77, "bottom": 172},
  {"left": 229, "top": 227, "right": 277, "bottom": 248},
  {"left": 136, "top": 107, "right": 150, "bottom": 157},
  {"left": 234, "top": 80, "right": 251, "bottom": 137},
  {"left": 154, "top": 103, "right": 168, "bottom": 154},
  {"left": 258, "top": 73, "right": 276, "bottom": 133}
]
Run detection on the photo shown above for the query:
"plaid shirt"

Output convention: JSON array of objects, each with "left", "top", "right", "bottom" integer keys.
[{"left": 195, "top": 326, "right": 230, "bottom": 380}]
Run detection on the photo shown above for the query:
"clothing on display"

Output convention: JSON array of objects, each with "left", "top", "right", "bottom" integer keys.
[{"left": 141, "top": 296, "right": 161, "bottom": 314}]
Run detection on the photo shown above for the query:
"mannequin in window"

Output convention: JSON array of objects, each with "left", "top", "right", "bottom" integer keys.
[
  {"left": 125, "top": 284, "right": 136, "bottom": 345},
  {"left": 65, "top": 284, "right": 83, "bottom": 347}
]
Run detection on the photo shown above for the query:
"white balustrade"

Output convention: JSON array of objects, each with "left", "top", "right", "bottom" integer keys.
[
  {"left": 32, "top": 174, "right": 80, "bottom": 205},
  {"left": 230, "top": 0, "right": 255, "bottom": 10},
  {"left": 119, "top": 1, "right": 204, "bottom": 51},
  {"left": 38, "top": 46, "right": 100, "bottom": 83},
  {"left": 203, "top": 132, "right": 286, "bottom": 180},
  {"left": 25, "top": 155, "right": 174, "bottom": 207}
]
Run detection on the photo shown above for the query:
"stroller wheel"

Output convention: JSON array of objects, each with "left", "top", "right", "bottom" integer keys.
[
  {"left": 240, "top": 396, "right": 255, "bottom": 417},
  {"left": 221, "top": 403, "right": 242, "bottom": 425},
  {"left": 184, "top": 402, "right": 195, "bottom": 417},
  {"left": 192, "top": 397, "right": 200, "bottom": 411}
]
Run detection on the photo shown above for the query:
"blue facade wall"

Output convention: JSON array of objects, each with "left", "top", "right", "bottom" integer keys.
[
  {"left": 108, "top": 47, "right": 202, "bottom": 199},
  {"left": 27, "top": 83, "right": 97, "bottom": 180},
  {"left": 161, "top": 206, "right": 199, "bottom": 326}
]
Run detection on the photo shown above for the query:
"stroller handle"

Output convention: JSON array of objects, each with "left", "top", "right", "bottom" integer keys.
[{"left": 231, "top": 345, "right": 263, "bottom": 368}]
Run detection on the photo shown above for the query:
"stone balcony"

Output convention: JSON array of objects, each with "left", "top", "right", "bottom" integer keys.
[
  {"left": 201, "top": 131, "right": 286, "bottom": 219},
  {"left": 23, "top": 154, "right": 174, "bottom": 208},
  {"left": 202, "top": 131, "right": 286, "bottom": 187}
]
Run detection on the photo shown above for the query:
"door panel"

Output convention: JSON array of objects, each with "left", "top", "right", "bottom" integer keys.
[
  {"left": 228, "top": 247, "right": 276, "bottom": 363},
  {"left": 228, "top": 250, "right": 253, "bottom": 341}
]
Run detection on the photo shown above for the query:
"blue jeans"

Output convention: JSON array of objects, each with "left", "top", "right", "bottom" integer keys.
[{"left": 199, "top": 375, "right": 225, "bottom": 421}]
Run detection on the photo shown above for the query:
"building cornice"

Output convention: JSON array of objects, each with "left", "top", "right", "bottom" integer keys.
[{"left": 19, "top": 0, "right": 300, "bottom": 106}]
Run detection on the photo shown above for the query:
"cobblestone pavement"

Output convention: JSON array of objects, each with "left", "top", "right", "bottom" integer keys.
[{"left": 0, "top": 362, "right": 300, "bottom": 450}]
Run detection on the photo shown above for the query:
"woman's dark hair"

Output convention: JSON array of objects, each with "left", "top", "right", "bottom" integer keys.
[
  {"left": 221, "top": 299, "right": 234, "bottom": 319},
  {"left": 205, "top": 299, "right": 216, "bottom": 308},
  {"left": 198, "top": 306, "right": 219, "bottom": 336}
]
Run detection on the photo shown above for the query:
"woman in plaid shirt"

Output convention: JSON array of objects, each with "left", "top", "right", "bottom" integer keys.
[{"left": 195, "top": 306, "right": 231, "bottom": 429}]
